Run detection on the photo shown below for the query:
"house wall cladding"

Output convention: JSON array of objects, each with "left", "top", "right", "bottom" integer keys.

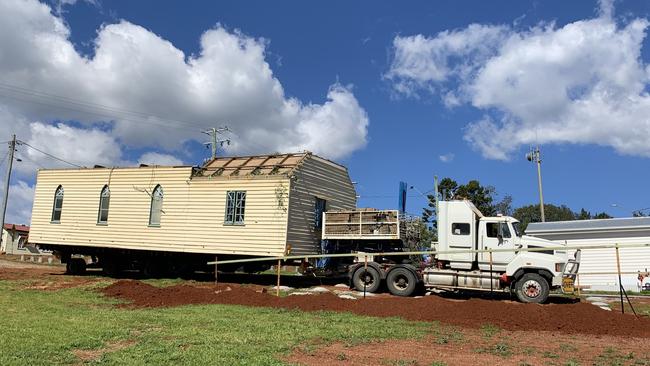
[
  {"left": 285, "top": 156, "right": 357, "bottom": 255},
  {"left": 30, "top": 166, "right": 291, "bottom": 257}
]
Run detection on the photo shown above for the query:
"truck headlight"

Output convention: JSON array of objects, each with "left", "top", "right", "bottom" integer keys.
[{"left": 555, "top": 263, "right": 565, "bottom": 272}]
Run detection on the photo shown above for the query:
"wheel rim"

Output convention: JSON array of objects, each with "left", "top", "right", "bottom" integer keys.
[
  {"left": 393, "top": 275, "right": 409, "bottom": 290},
  {"left": 522, "top": 279, "right": 541, "bottom": 298},
  {"left": 361, "top": 271, "right": 375, "bottom": 287}
]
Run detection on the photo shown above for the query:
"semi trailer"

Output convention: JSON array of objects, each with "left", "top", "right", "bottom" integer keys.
[{"left": 324, "top": 200, "right": 580, "bottom": 303}]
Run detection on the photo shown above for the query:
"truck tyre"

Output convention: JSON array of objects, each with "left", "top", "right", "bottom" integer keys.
[
  {"left": 352, "top": 266, "right": 381, "bottom": 293},
  {"left": 66, "top": 258, "right": 87, "bottom": 275},
  {"left": 142, "top": 259, "right": 164, "bottom": 278},
  {"left": 515, "top": 273, "right": 550, "bottom": 304},
  {"left": 102, "top": 257, "right": 120, "bottom": 277},
  {"left": 386, "top": 267, "right": 417, "bottom": 297}
]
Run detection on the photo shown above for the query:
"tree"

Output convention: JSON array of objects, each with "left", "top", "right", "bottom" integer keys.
[
  {"left": 455, "top": 180, "right": 496, "bottom": 216},
  {"left": 576, "top": 208, "right": 612, "bottom": 220},
  {"left": 493, "top": 195, "right": 513, "bottom": 216},
  {"left": 576, "top": 208, "right": 591, "bottom": 220},
  {"left": 593, "top": 212, "right": 613, "bottom": 219},
  {"left": 422, "top": 178, "right": 499, "bottom": 222},
  {"left": 514, "top": 204, "right": 613, "bottom": 231},
  {"left": 513, "top": 204, "right": 576, "bottom": 232}
]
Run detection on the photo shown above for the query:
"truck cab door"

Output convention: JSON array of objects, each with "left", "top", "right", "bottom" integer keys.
[{"left": 479, "top": 221, "right": 516, "bottom": 272}]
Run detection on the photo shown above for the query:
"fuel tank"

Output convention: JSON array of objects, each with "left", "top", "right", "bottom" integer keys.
[{"left": 423, "top": 268, "right": 500, "bottom": 289}]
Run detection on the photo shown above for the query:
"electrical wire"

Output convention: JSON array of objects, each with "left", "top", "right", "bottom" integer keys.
[
  {"left": 222, "top": 127, "right": 270, "bottom": 153},
  {"left": 16, "top": 140, "right": 84, "bottom": 168},
  {"left": 0, "top": 150, "right": 8, "bottom": 170},
  {"left": 0, "top": 81, "right": 206, "bottom": 131},
  {"left": 0, "top": 82, "right": 257, "bottom": 154},
  {"left": 0, "top": 91, "right": 206, "bottom": 135},
  {"left": 15, "top": 152, "right": 44, "bottom": 169}
]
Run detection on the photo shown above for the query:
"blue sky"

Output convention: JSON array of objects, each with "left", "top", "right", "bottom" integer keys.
[{"left": 2, "top": 0, "right": 650, "bottom": 223}]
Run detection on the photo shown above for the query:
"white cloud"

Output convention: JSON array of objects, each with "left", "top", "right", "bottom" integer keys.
[
  {"left": 0, "top": 0, "right": 369, "bottom": 223},
  {"left": 138, "top": 152, "right": 184, "bottom": 166},
  {"left": 22, "top": 122, "right": 123, "bottom": 170},
  {"left": 385, "top": 24, "right": 509, "bottom": 99},
  {"left": 0, "top": 0, "right": 368, "bottom": 160},
  {"left": 0, "top": 181, "right": 35, "bottom": 225},
  {"left": 387, "top": 1, "right": 650, "bottom": 160},
  {"left": 439, "top": 153, "right": 455, "bottom": 163}
]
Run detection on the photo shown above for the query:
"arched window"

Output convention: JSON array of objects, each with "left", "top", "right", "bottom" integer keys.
[
  {"left": 97, "top": 185, "right": 110, "bottom": 224},
  {"left": 149, "top": 185, "right": 163, "bottom": 226},
  {"left": 51, "top": 185, "right": 64, "bottom": 223}
]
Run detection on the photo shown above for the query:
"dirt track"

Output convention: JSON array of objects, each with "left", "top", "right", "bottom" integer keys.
[{"left": 102, "top": 280, "right": 650, "bottom": 337}]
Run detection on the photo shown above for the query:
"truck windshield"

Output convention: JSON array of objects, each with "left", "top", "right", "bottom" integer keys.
[{"left": 512, "top": 222, "right": 522, "bottom": 237}]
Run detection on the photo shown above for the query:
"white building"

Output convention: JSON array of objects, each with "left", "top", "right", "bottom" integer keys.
[
  {"left": 0, "top": 223, "right": 31, "bottom": 255},
  {"left": 526, "top": 218, "right": 650, "bottom": 292}
]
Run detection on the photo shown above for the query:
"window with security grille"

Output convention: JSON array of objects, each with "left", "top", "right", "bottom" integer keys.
[{"left": 225, "top": 191, "right": 246, "bottom": 225}]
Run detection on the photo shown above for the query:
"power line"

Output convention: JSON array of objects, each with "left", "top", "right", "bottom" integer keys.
[
  {"left": 226, "top": 128, "right": 270, "bottom": 153},
  {"left": 0, "top": 91, "right": 204, "bottom": 134},
  {"left": 0, "top": 83, "right": 213, "bottom": 137},
  {"left": 0, "top": 82, "right": 268, "bottom": 156},
  {"left": 15, "top": 152, "right": 44, "bottom": 169},
  {"left": 0, "top": 81, "right": 205, "bottom": 130},
  {"left": 0, "top": 150, "right": 9, "bottom": 169},
  {"left": 16, "top": 140, "right": 84, "bottom": 168}
]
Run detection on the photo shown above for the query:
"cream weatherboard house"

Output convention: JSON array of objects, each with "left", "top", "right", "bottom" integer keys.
[{"left": 28, "top": 152, "right": 356, "bottom": 275}]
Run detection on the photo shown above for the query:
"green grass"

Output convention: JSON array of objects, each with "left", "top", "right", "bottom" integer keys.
[
  {"left": 474, "top": 342, "right": 512, "bottom": 358},
  {"left": 431, "top": 324, "right": 464, "bottom": 345},
  {"left": 0, "top": 280, "right": 431, "bottom": 365},
  {"left": 479, "top": 323, "right": 500, "bottom": 339},
  {"left": 583, "top": 290, "right": 650, "bottom": 296},
  {"left": 140, "top": 278, "right": 190, "bottom": 287}
]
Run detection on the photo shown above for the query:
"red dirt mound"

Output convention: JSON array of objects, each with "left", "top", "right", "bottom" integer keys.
[{"left": 101, "top": 280, "right": 650, "bottom": 337}]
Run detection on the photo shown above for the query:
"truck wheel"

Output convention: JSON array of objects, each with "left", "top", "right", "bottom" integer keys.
[
  {"left": 101, "top": 257, "right": 120, "bottom": 277},
  {"left": 515, "top": 273, "right": 550, "bottom": 304},
  {"left": 386, "top": 267, "right": 417, "bottom": 297},
  {"left": 66, "top": 258, "right": 87, "bottom": 275},
  {"left": 142, "top": 259, "right": 164, "bottom": 278},
  {"left": 352, "top": 266, "right": 381, "bottom": 293}
]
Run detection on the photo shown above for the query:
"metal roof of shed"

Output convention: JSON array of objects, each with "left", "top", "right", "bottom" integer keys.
[{"left": 526, "top": 217, "right": 650, "bottom": 234}]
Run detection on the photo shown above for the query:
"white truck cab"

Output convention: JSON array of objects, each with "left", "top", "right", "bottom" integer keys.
[{"left": 429, "top": 200, "right": 579, "bottom": 303}]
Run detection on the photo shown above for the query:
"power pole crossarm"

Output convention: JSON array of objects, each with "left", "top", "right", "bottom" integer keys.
[
  {"left": 0, "top": 134, "right": 16, "bottom": 248},
  {"left": 203, "top": 126, "right": 230, "bottom": 160}
]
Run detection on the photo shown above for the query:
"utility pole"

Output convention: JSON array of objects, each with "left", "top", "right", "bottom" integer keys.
[
  {"left": 0, "top": 135, "right": 16, "bottom": 249},
  {"left": 203, "top": 127, "right": 230, "bottom": 160},
  {"left": 433, "top": 175, "right": 439, "bottom": 218},
  {"left": 526, "top": 146, "right": 545, "bottom": 222}
]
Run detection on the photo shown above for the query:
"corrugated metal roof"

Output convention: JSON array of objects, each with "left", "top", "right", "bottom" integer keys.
[
  {"left": 526, "top": 217, "right": 650, "bottom": 233},
  {"left": 196, "top": 152, "right": 311, "bottom": 178},
  {"left": 4, "top": 223, "right": 29, "bottom": 232}
]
